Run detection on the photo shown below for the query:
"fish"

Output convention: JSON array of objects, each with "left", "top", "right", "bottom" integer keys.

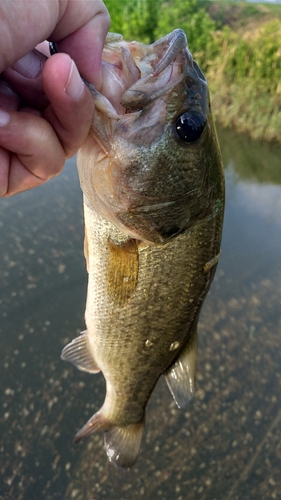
[{"left": 61, "top": 29, "right": 225, "bottom": 469}]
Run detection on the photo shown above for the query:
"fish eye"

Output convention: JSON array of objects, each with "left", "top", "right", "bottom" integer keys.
[{"left": 175, "top": 112, "right": 206, "bottom": 143}]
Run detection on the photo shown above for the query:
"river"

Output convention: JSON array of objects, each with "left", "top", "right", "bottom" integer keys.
[{"left": 0, "top": 127, "right": 280, "bottom": 500}]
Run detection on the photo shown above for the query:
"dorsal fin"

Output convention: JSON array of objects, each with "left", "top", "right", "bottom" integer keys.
[
  {"left": 61, "top": 331, "right": 100, "bottom": 374},
  {"left": 165, "top": 321, "right": 197, "bottom": 408}
]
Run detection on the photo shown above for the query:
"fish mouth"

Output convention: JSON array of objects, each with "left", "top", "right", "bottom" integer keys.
[
  {"left": 98, "top": 29, "right": 196, "bottom": 116},
  {"left": 78, "top": 30, "right": 210, "bottom": 245}
]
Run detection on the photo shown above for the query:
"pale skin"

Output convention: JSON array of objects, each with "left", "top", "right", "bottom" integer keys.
[{"left": 0, "top": 0, "right": 110, "bottom": 197}]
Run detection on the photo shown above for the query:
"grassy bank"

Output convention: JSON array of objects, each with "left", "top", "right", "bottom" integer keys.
[
  {"left": 105, "top": 0, "right": 281, "bottom": 143},
  {"left": 206, "top": 2, "right": 281, "bottom": 143}
]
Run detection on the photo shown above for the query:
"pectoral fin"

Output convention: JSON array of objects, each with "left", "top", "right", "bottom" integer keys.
[
  {"left": 107, "top": 237, "right": 139, "bottom": 306},
  {"left": 165, "top": 322, "right": 197, "bottom": 408},
  {"left": 61, "top": 331, "right": 100, "bottom": 374}
]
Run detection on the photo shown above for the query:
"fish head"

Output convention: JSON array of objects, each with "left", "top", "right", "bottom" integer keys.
[{"left": 78, "top": 29, "right": 224, "bottom": 244}]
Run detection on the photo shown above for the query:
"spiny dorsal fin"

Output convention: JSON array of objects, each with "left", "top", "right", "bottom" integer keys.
[
  {"left": 61, "top": 331, "right": 100, "bottom": 374},
  {"left": 165, "top": 325, "right": 197, "bottom": 408}
]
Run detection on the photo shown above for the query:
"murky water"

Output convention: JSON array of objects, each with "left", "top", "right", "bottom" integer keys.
[{"left": 0, "top": 128, "right": 280, "bottom": 500}]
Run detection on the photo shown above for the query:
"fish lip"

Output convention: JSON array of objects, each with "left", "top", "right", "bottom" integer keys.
[
  {"left": 94, "top": 30, "right": 200, "bottom": 117},
  {"left": 149, "top": 29, "right": 191, "bottom": 76},
  {"left": 119, "top": 55, "right": 205, "bottom": 115},
  {"left": 120, "top": 37, "right": 194, "bottom": 112}
]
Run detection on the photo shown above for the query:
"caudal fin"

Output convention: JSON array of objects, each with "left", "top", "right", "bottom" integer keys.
[
  {"left": 74, "top": 411, "right": 144, "bottom": 469},
  {"left": 104, "top": 421, "right": 144, "bottom": 469}
]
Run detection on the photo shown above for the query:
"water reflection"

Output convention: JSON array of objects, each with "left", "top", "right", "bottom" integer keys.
[{"left": 0, "top": 128, "right": 280, "bottom": 499}]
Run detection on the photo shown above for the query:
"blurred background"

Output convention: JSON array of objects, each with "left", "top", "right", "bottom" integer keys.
[{"left": 0, "top": 1, "right": 281, "bottom": 499}]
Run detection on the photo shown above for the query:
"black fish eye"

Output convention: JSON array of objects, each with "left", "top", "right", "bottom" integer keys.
[{"left": 175, "top": 112, "right": 206, "bottom": 143}]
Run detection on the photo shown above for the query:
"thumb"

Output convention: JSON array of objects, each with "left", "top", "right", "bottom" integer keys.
[{"left": 42, "top": 53, "right": 95, "bottom": 158}]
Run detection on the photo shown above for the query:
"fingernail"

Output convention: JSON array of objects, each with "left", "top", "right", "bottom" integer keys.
[
  {"left": 0, "top": 109, "right": 10, "bottom": 127},
  {"left": 65, "top": 60, "right": 84, "bottom": 100},
  {"left": 12, "top": 51, "right": 43, "bottom": 78}
]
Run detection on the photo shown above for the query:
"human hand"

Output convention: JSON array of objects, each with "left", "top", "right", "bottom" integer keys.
[{"left": 0, "top": 0, "right": 110, "bottom": 196}]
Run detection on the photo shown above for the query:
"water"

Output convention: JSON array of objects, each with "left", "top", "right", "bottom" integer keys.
[{"left": 0, "top": 128, "right": 280, "bottom": 499}]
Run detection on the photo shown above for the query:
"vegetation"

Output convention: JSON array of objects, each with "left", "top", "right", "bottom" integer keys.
[
  {"left": 208, "top": 15, "right": 281, "bottom": 143},
  {"left": 104, "top": 0, "right": 281, "bottom": 143},
  {"left": 104, "top": 0, "right": 161, "bottom": 43}
]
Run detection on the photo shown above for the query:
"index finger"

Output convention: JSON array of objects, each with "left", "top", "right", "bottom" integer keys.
[
  {"left": 49, "top": 0, "right": 110, "bottom": 89},
  {"left": 0, "top": 0, "right": 109, "bottom": 90}
]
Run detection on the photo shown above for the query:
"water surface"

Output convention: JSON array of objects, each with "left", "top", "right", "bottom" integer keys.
[{"left": 0, "top": 128, "right": 280, "bottom": 500}]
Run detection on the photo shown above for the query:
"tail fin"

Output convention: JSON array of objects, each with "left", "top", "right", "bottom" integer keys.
[
  {"left": 74, "top": 411, "right": 144, "bottom": 469},
  {"left": 104, "top": 421, "right": 144, "bottom": 469}
]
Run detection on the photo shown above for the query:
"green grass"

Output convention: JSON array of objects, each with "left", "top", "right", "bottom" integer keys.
[{"left": 205, "top": 10, "right": 281, "bottom": 142}]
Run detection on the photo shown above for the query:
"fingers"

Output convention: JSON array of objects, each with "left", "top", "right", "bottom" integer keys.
[
  {"left": 2, "top": 49, "right": 48, "bottom": 109},
  {"left": 0, "top": 1, "right": 59, "bottom": 73},
  {"left": 0, "top": 81, "right": 21, "bottom": 111},
  {"left": 0, "top": 0, "right": 110, "bottom": 90},
  {"left": 50, "top": 0, "right": 110, "bottom": 88},
  {"left": 0, "top": 109, "right": 65, "bottom": 197},
  {"left": 42, "top": 53, "right": 95, "bottom": 158},
  {"left": 0, "top": 0, "right": 108, "bottom": 197},
  {"left": 0, "top": 53, "right": 95, "bottom": 197}
]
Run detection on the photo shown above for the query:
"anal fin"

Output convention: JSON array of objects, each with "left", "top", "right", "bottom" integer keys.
[
  {"left": 61, "top": 330, "right": 100, "bottom": 374},
  {"left": 74, "top": 410, "right": 108, "bottom": 443},
  {"left": 165, "top": 322, "right": 197, "bottom": 409}
]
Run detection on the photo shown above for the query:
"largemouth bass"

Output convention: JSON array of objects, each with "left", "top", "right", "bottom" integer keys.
[{"left": 61, "top": 29, "right": 224, "bottom": 469}]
